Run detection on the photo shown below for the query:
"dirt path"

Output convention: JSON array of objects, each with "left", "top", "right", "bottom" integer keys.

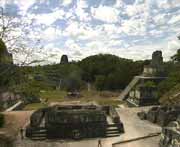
[
  {"left": 0, "top": 111, "right": 33, "bottom": 138},
  {"left": 114, "top": 107, "right": 161, "bottom": 147}
]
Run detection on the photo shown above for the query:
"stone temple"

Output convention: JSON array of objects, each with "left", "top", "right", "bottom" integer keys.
[
  {"left": 60, "top": 55, "right": 68, "bottom": 64},
  {"left": 119, "top": 51, "right": 167, "bottom": 106}
]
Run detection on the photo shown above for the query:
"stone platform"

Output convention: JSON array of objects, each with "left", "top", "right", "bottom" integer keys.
[{"left": 13, "top": 106, "right": 161, "bottom": 147}]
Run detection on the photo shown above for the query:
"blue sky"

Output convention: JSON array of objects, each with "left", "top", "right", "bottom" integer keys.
[{"left": 1, "top": 0, "right": 180, "bottom": 63}]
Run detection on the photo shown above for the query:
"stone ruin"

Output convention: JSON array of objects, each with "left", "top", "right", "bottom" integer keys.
[
  {"left": 25, "top": 104, "right": 124, "bottom": 140},
  {"left": 120, "top": 50, "right": 167, "bottom": 106},
  {"left": 151, "top": 51, "right": 163, "bottom": 67},
  {"left": 137, "top": 105, "right": 180, "bottom": 146},
  {"left": 143, "top": 50, "right": 164, "bottom": 76},
  {"left": 160, "top": 115, "right": 180, "bottom": 147},
  {"left": 60, "top": 55, "right": 68, "bottom": 64},
  {"left": 137, "top": 105, "right": 180, "bottom": 127}
]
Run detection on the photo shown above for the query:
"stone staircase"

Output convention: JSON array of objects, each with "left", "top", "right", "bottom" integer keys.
[
  {"left": 29, "top": 128, "right": 47, "bottom": 140},
  {"left": 119, "top": 76, "right": 140, "bottom": 100},
  {"left": 106, "top": 124, "right": 121, "bottom": 137}
]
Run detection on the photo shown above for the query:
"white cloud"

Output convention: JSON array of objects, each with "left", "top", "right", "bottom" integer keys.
[
  {"left": 63, "top": 21, "right": 121, "bottom": 41},
  {"left": 30, "top": 9, "right": 65, "bottom": 25},
  {"left": 149, "top": 29, "right": 163, "bottom": 37},
  {"left": 63, "top": 20, "right": 102, "bottom": 40},
  {"left": 156, "top": 0, "right": 170, "bottom": 9},
  {"left": 156, "top": 0, "right": 180, "bottom": 9},
  {"left": 124, "top": 44, "right": 163, "bottom": 60},
  {"left": 168, "top": 39, "right": 180, "bottom": 51},
  {"left": 77, "top": 29, "right": 98, "bottom": 40},
  {"left": 62, "top": 0, "right": 73, "bottom": 6},
  {"left": 103, "top": 24, "right": 117, "bottom": 35},
  {"left": 121, "top": 18, "right": 147, "bottom": 36},
  {"left": 65, "top": 39, "right": 79, "bottom": 49},
  {"left": 114, "top": 0, "right": 125, "bottom": 8},
  {"left": 75, "top": 7, "right": 91, "bottom": 22},
  {"left": 168, "top": 15, "right": 180, "bottom": 24},
  {"left": 77, "top": 0, "right": 88, "bottom": 8},
  {"left": 91, "top": 6, "right": 119, "bottom": 23},
  {"left": 15, "top": 0, "right": 36, "bottom": 14},
  {"left": 171, "top": 0, "right": 180, "bottom": 7},
  {"left": 134, "top": 0, "right": 146, "bottom": 5},
  {"left": 153, "top": 14, "right": 168, "bottom": 26},
  {"left": 63, "top": 21, "right": 79, "bottom": 37},
  {"left": 42, "top": 27, "right": 62, "bottom": 41},
  {"left": 126, "top": 4, "right": 146, "bottom": 17},
  {"left": 1, "top": 0, "right": 180, "bottom": 64}
]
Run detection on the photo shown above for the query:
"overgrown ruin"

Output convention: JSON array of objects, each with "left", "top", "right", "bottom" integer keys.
[
  {"left": 120, "top": 50, "right": 167, "bottom": 106},
  {"left": 160, "top": 115, "right": 180, "bottom": 147},
  {"left": 26, "top": 103, "right": 124, "bottom": 140},
  {"left": 138, "top": 105, "right": 180, "bottom": 127}
]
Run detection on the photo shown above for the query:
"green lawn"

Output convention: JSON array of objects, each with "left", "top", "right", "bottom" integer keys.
[
  {"left": 23, "top": 90, "right": 124, "bottom": 110},
  {"left": 40, "top": 90, "right": 66, "bottom": 102},
  {"left": 23, "top": 103, "right": 47, "bottom": 110}
]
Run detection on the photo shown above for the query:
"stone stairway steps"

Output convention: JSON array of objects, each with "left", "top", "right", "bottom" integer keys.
[
  {"left": 28, "top": 128, "right": 47, "bottom": 141},
  {"left": 106, "top": 124, "right": 121, "bottom": 137},
  {"left": 119, "top": 76, "right": 140, "bottom": 100}
]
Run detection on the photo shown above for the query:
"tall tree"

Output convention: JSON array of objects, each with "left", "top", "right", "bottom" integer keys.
[{"left": 0, "top": 7, "right": 45, "bottom": 65}]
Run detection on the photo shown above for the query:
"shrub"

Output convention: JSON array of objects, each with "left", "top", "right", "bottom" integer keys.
[{"left": 0, "top": 113, "right": 5, "bottom": 128}]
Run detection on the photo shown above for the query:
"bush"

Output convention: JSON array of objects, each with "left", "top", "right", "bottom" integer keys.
[{"left": 0, "top": 113, "right": 5, "bottom": 128}]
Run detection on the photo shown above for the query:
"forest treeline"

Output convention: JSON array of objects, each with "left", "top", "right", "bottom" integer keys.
[
  {"left": 17, "top": 54, "right": 144, "bottom": 92},
  {"left": 0, "top": 39, "right": 180, "bottom": 104},
  {"left": 1, "top": 53, "right": 144, "bottom": 98}
]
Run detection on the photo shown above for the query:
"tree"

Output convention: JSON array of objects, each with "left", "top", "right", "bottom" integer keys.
[
  {"left": 0, "top": 7, "right": 45, "bottom": 65},
  {"left": 0, "top": 7, "right": 49, "bottom": 92},
  {"left": 158, "top": 69, "right": 180, "bottom": 98},
  {"left": 79, "top": 54, "right": 143, "bottom": 91},
  {"left": 171, "top": 49, "right": 180, "bottom": 63}
]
